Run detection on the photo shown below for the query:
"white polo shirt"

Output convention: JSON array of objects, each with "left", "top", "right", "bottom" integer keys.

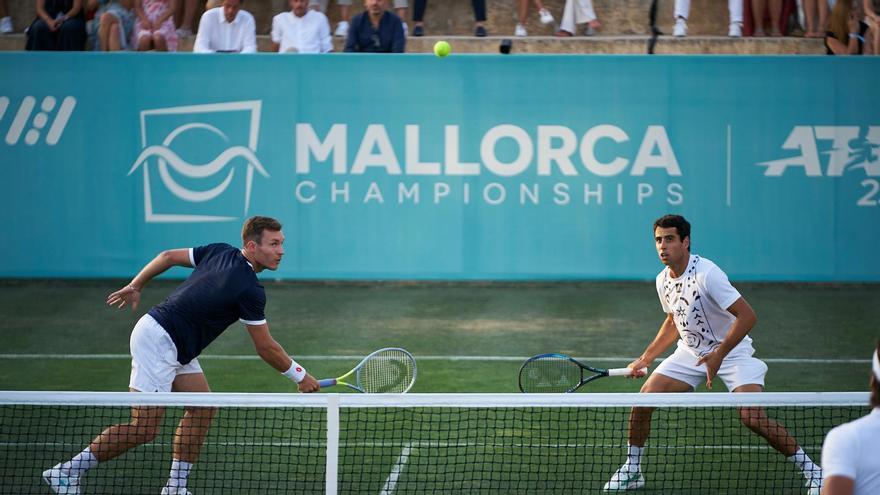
[
  {"left": 271, "top": 10, "right": 332, "bottom": 54},
  {"left": 193, "top": 7, "right": 257, "bottom": 53},
  {"left": 822, "top": 408, "right": 880, "bottom": 495}
]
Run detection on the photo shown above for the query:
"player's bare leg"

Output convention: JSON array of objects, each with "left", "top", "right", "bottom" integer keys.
[
  {"left": 163, "top": 373, "right": 216, "bottom": 494},
  {"left": 734, "top": 384, "right": 822, "bottom": 493},
  {"left": 43, "top": 393, "right": 165, "bottom": 493},
  {"left": 604, "top": 373, "right": 691, "bottom": 491}
]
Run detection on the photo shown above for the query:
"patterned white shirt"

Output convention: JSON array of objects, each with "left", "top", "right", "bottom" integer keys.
[{"left": 656, "top": 254, "right": 752, "bottom": 358}]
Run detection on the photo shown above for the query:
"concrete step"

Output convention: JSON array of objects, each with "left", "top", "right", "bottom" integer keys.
[
  {"left": 0, "top": 32, "right": 825, "bottom": 54},
  {"left": 2, "top": 0, "right": 764, "bottom": 38}
]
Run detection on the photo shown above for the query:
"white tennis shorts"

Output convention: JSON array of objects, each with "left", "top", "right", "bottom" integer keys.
[
  {"left": 129, "top": 313, "right": 203, "bottom": 392},
  {"left": 653, "top": 345, "right": 768, "bottom": 391}
]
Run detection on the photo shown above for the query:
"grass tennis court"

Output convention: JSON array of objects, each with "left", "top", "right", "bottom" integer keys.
[
  {"left": 1, "top": 280, "right": 876, "bottom": 393},
  {"left": 0, "top": 280, "right": 877, "bottom": 494}
]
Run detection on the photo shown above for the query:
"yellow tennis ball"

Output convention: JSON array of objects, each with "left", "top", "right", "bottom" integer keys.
[{"left": 434, "top": 40, "right": 451, "bottom": 58}]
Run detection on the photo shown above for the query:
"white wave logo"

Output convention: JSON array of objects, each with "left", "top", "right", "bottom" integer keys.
[
  {"left": 1, "top": 96, "right": 76, "bottom": 146},
  {"left": 128, "top": 101, "right": 269, "bottom": 223}
]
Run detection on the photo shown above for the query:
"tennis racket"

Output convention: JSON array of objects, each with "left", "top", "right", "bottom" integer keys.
[
  {"left": 518, "top": 353, "right": 648, "bottom": 393},
  {"left": 318, "top": 347, "right": 417, "bottom": 393}
]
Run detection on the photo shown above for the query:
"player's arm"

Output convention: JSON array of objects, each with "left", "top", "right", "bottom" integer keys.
[
  {"left": 696, "top": 297, "right": 757, "bottom": 388},
  {"left": 822, "top": 476, "right": 854, "bottom": 495},
  {"left": 106, "top": 249, "right": 193, "bottom": 311},
  {"left": 246, "top": 322, "right": 319, "bottom": 393},
  {"left": 628, "top": 313, "right": 679, "bottom": 376}
]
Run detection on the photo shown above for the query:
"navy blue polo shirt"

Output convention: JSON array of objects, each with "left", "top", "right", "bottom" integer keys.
[{"left": 148, "top": 243, "right": 266, "bottom": 364}]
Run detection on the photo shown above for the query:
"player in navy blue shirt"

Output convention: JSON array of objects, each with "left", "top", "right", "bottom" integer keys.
[{"left": 42, "top": 216, "right": 318, "bottom": 495}]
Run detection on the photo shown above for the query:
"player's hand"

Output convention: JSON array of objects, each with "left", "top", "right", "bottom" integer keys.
[
  {"left": 106, "top": 284, "right": 141, "bottom": 311},
  {"left": 297, "top": 373, "right": 320, "bottom": 393},
  {"left": 626, "top": 357, "right": 650, "bottom": 378},
  {"left": 696, "top": 350, "right": 724, "bottom": 390}
]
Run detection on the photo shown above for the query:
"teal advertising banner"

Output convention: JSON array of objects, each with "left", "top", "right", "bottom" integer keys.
[{"left": 1, "top": 53, "right": 878, "bottom": 280}]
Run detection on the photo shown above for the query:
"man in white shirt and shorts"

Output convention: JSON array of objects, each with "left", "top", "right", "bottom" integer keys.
[
  {"left": 820, "top": 343, "right": 880, "bottom": 495},
  {"left": 603, "top": 214, "right": 822, "bottom": 494}
]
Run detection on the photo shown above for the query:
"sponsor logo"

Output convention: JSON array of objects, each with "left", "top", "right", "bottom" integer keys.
[
  {"left": 128, "top": 101, "right": 269, "bottom": 222},
  {"left": 1, "top": 96, "right": 76, "bottom": 146}
]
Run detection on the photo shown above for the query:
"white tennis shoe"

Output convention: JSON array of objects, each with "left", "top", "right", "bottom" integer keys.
[
  {"left": 42, "top": 464, "right": 81, "bottom": 494},
  {"left": 805, "top": 468, "right": 823, "bottom": 495},
  {"left": 603, "top": 465, "right": 645, "bottom": 491},
  {"left": 161, "top": 486, "right": 192, "bottom": 495}
]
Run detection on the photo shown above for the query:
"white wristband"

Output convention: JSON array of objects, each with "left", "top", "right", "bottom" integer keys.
[{"left": 282, "top": 359, "right": 306, "bottom": 383}]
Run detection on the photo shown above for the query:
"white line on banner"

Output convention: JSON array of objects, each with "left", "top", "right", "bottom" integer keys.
[
  {"left": 379, "top": 443, "right": 412, "bottom": 495},
  {"left": 0, "top": 354, "right": 870, "bottom": 364}
]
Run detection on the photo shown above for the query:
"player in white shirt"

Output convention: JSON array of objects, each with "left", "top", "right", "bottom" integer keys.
[
  {"left": 604, "top": 215, "right": 822, "bottom": 493},
  {"left": 820, "top": 344, "right": 880, "bottom": 495},
  {"left": 193, "top": 0, "right": 257, "bottom": 53},
  {"left": 271, "top": 0, "right": 333, "bottom": 53}
]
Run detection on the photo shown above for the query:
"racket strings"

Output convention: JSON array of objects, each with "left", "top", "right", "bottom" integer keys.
[
  {"left": 520, "top": 356, "right": 582, "bottom": 393},
  {"left": 357, "top": 349, "right": 416, "bottom": 393}
]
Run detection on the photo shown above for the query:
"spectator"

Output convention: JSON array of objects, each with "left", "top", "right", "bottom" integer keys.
[
  {"left": 819, "top": 343, "right": 880, "bottom": 495},
  {"left": 26, "top": 0, "right": 87, "bottom": 50},
  {"left": 802, "top": 0, "right": 829, "bottom": 37},
  {"left": 515, "top": 0, "right": 554, "bottom": 37},
  {"left": 193, "top": 0, "right": 255, "bottom": 52},
  {"left": 750, "top": 0, "right": 782, "bottom": 36},
  {"left": 411, "top": 0, "right": 487, "bottom": 37},
  {"left": 555, "top": 0, "right": 601, "bottom": 37},
  {"left": 673, "top": 0, "right": 744, "bottom": 38},
  {"left": 175, "top": 0, "right": 198, "bottom": 36},
  {"left": 865, "top": 0, "right": 880, "bottom": 53},
  {"left": 343, "top": 0, "right": 404, "bottom": 52},
  {"left": 87, "top": 0, "right": 135, "bottom": 51},
  {"left": 1, "top": 0, "right": 13, "bottom": 34},
  {"left": 134, "top": 0, "right": 178, "bottom": 51},
  {"left": 272, "top": 0, "right": 332, "bottom": 53},
  {"left": 825, "top": 0, "right": 869, "bottom": 54}
]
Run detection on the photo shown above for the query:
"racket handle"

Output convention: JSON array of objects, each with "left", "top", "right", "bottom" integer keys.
[
  {"left": 318, "top": 379, "right": 337, "bottom": 388},
  {"left": 607, "top": 367, "right": 649, "bottom": 377}
]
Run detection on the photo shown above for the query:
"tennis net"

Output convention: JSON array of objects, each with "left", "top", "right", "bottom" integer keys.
[{"left": 0, "top": 391, "right": 868, "bottom": 494}]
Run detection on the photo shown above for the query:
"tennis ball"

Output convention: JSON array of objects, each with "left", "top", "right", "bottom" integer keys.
[{"left": 433, "top": 40, "right": 451, "bottom": 58}]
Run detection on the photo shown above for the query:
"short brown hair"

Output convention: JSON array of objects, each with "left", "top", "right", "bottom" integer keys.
[
  {"left": 653, "top": 214, "right": 691, "bottom": 250},
  {"left": 241, "top": 216, "right": 282, "bottom": 245}
]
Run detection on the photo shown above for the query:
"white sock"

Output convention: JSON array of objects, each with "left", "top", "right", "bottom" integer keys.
[
  {"left": 626, "top": 444, "right": 645, "bottom": 472},
  {"left": 167, "top": 459, "right": 193, "bottom": 488},
  {"left": 60, "top": 447, "right": 99, "bottom": 477},
  {"left": 788, "top": 447, "right": 820, "bottom": 479}
]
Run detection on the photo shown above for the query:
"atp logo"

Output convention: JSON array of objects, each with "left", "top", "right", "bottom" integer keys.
[
  {"left": 1, "top": 96, "right": 76, "bottom": 146},
  {"left": 756, "top": 126, "right": 880, "bottom": 177},
  {"left": 128, "top": 101, "right": 269, "bottom": 223}
]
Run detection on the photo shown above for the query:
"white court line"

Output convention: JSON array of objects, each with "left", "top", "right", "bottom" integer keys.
[
  {"left": 379, "top": 443, "right": 412, "bottom": 495},
  {"left": 0, "top": 441, "right": 823, "bottom": 451},
  {"left": 0, "top": 354, "right": 869, "bottom": 364}
]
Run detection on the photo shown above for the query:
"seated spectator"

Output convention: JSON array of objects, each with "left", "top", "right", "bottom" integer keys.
[
  {"left": 174, "top": 0, "right": 198, "bottom": 36},
  {"left": 87, "top": 0, "right": 135, "bottom": 51},
  {"left": 555, "top": 0, "right": 601, "bottom": 37},
  {"left": 672, "top": 0, "right": 743, "bottom": 38},
  {"left": 802, "top": 0, "right": 829, "bottom": 37},
  {"left": 343, "top": 0, "right": 404, "bottom": 52},
  {"left": 1, "top": 0, "right": 13, "bottom": 34},
  {"left": 411, "top": 0, "right": 487, "bottom": 37},
  {"left": 825, "top": 0, "right": 869, "bottom": 55},
  {"left": 133, "top": 0, "right": 177, "bottom": 50},
  {"left": 515, "top": 0, "right": 554, "bottom": 37},
  {"left": 193, "top": 0, "right": 256, "bottom": 52},
  {"left": 26, "top": 0, "right": 87, "bottom": 50},
  {"left": 310, "top": 0, "right": 407, "bottom": 37},
  {"left": 750, "top": 0, "right": 782, "bottom": 36},
  {"left": 272, "top": 0, "right": 332, "bottom": 53}
]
